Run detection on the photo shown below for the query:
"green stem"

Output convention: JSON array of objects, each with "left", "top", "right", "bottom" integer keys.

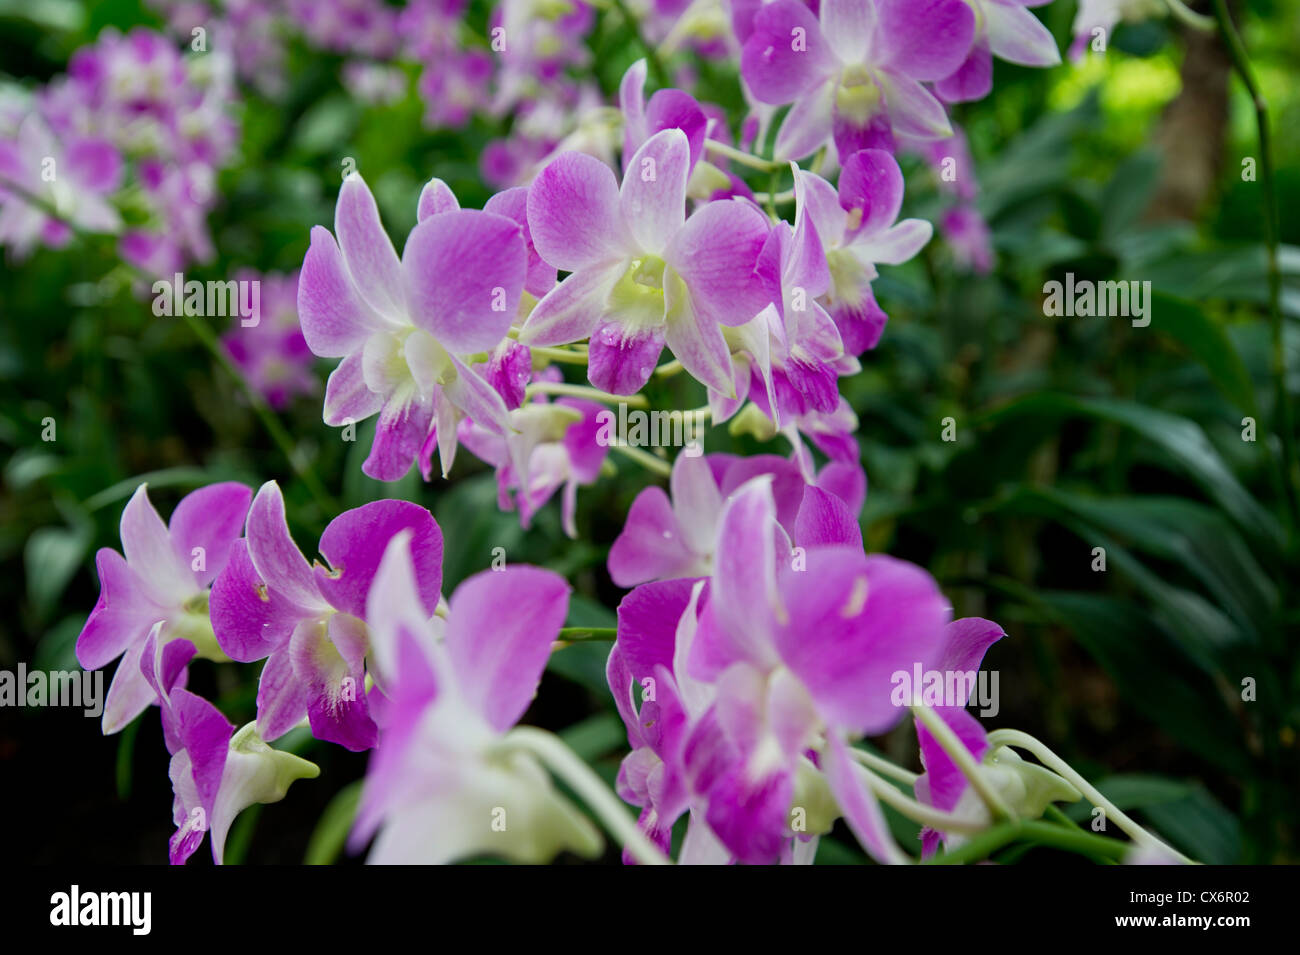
[
  {"left": 704, "top": 139, "right": 784, "bottom": 173},
  {"left": 611, "top": 442, "right": 673, "bottom": 477},
  {"left": 526, "top": 381, "right": 647, "bottom": 408},
  {"left": 924, "top": 820, "right": 1130, "bottom": 865},
  {"left": 846, "top": 745, "right": 919, "bottom": 786},
  {"left": 507, "top": 726, "right": 672, "bottom": 865},
  {"left": 530, "top": 345, "right": 590, "bottom": 365},
  {"left": 986, "top": 729, "right": 1195, "bottom": 864},
  {"left": 851, "top": 761, "right": 984, "bottom": 835},
  {"left": 1211, "top": 0, "right": 1299, "bottom": 536},
  {"left": 912, "top": 703, "right": 1012, "bottom": 820},
  {"left": 555, "top": 627, "right": 618, "bottom": 642}
]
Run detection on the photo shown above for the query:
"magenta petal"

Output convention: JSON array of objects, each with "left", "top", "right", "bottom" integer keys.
[
  {"left": 916, "top": 705, "right": 990, "bottom": 813},
  {"left": 120, "top": 485, "right": 193, "bottom": 606},
  {"left": 615, "top": 578, "right": 699, "bottom": 681},
  {"left": 168, "top": 482, "right": 253, "bottom": 589},
  {"left": 363, "top": 392, "right": 435, "bottom": 482},
  {"left": 292, "top": 617, "right": 378, "bottom": 751},
  {"left": 587, "top": 320, "right": 665, "bottom": 395},
  {"left": 822, "top": 732, "right": 906, "bottom": 863},
  {"left": 77, "top": 548, "right": 164, "bottom": 670},
  {"left": 298, "top": 225, "right": 387, "bottom": 358},
  {"left": 65, "top": 138, "right": 122, "bottom": 193},
  {"left": 934, "top": 617, "right": 1006, "bottom": 701},
  {"left": 323, "top": 350, "right": 384, "bottom": 426},
  {"left": 839, "top": 148, "right": 905, "bottom": 241},
  {"left": 793, "top": 485, "right": 862, "bottom": 548},
  {"left": 210, "top": 539, "right": 305, "bottom": 662},
  {"left": 645, "top": 90, "right": 708, "bottom": 170},
  {"left": 102, "top": 642, "right": 159, "bottom": 734},
  {"left": 621, "top": 128, "right": 690, "bottom": 255},
  {"left": 608, "top": 487, "right": 697, "bottom": 587},
  {"left": 256, "top": 646, "right": 311, "bottom": 741},
  {"left": 417, "top": 177, "right": 460, "bottom": 221},
  {"left": 934, "top": 38, "right": 993, "bottom": 103},
  {"left": 444, "top": 566, "right": 570, "bottom": 731},
  {"left": 874, "top": 0, "right": 977, "bottom": 82},
  {"left": 403, "top": 209, "right": 526, "bottom": 354},
  {"left": 775, "top": 550, "right": 949, "bottom": 735},
  {"left": 666, "top": 199, "right": 771, "bottom": 329},
  {"left": 445, "top": 354, "right": 511, "bottom": 435},
  {"left": 741, "top": 0, "right": 837, "bottom": 104},
  {"left": 314, "top": 500, "right": 443, "bottom": 620},
  {"left": 527, "top": 151, "right": 631, "bottom": 272},
  {"left": 336, "top": 174, "right": 406, "bottom": 320},
  {"left": 485, "top": 186, "right": 557, "bottom": 297},
  {"left": 245, "top": 482, "right": 325, "bottom": 612}
]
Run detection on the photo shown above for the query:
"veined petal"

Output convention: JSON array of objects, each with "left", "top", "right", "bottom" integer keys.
[
  {"left": 120, "top": 485, "right": 194, "bottom": 606},
  {"left": 336, "top": 173, "right": 405, "bottom": 321},
  {"left": 527, "top": 151, "right": 632, "bottom": 272},
  {"left": 444, "top": 566, "right": 570, "bottom": 731},
  {"left": 403, "top": 209, "right": 526, "bottom": 355},
  {"left": 850, "top": 218, "right": 932, "bottom": 265},
  {"left": 621, "top": 128, "right": 690, "bottom": 256},
  {"left": 519, "top": 262, "right": 623, "bottom": 347},
  {"left": 986, "top": 2, "right": 1061, "bottom": 67},
  {"left": 741, "top": 0, "right": 838, "bottom": 104},
  {"left": 244, "top": 481, "right": 326, "bottom": 612},
  {"left": 822, "top": 732, "right": 909, "bottom": 863},
  {"left": 878, "top": 71, "right": 953, "bottom": 140},
  {"left": 168, "top": 482, "right": 253, "bottom": 589},
  {"left": 416, "top": 177, "right": 460, "bottom": 221},
  {"left": 608, "top": 487, "right": 698, "bottom": 587},
  {"left": 664, "top": 268, "right": 737, "bottom": 396},
  {"left": 298, "top": 225, "right": 389, "bottom": 358},
  {"left": 819, "top": 0, "right": 876, "bottom": 65},
  {"left": 363, "top": 390, "right": 435, "bottom": 482},
  {"left": 323, "top": 350, "right": 384, "bottom": 427},
  {"left": 872, "top": 0, "right": 976, "bottom": 81},
  {"left": 773, "top": 81, "right": 836, "bottom": 161},
  {"left": 665, "top": 199, "right": 771, "bottom": 329}
]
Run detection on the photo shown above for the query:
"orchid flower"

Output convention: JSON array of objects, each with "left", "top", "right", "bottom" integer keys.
[
  {"left": 349, "top": 532, "right": 610, "bottom": 864},
  {"left": 76, "top": 482, "right": 252, "bottom": 734},
  {"left": 0, "top": 111, "right": 121, "bottom": 258},
  {"left": 795, "top": 149, "right": 932, "bottom": 356},
  {"left": 608, "top": 450, "right": 864, "bottom": 587},
  {"left": 519, "top": 128, "right": 772, "bottom": 396},
  {"left": 740, "top": 0, "right": 977, "bottom": 160},
  {"left": 141, "top": 626, "right": 318, "bottom": 866},
  {"left": 298, "top": 173, "right": 527, "bottom": 481},
  {"left": 934, "top": 0, "right": 1060, "bottom": 104},
  {"left": 209, "top": 482, "right": 443, "bottom": 751}
]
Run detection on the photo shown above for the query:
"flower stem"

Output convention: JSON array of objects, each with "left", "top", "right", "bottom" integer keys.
[
  {"left": 611, "top": 442, "right": 673, "bottom": 477},
  {"left": 506, "top": 726, "right": 672, "bottom": 865},
  {"left": 923, "top": 819, "right": 1130, "bottom": 865},
  {"left": 526, "top": 381, "right": 648, "bottom": 408},
  {"left": 530, "top": 345, "right": 590, "bottom": 365},
  {"left": 705, "top": 139, "right": 784, "bottom": 173},
  {"left": 986, "top": 728, "right": 1195, "bottom": 864},
  {"left": 554, "top": 627, "right": 618, "bottom": 643},
  {"left": 911, "top": 703, "right": 1012, "bottom": 820},
  {"left": 850, "top": 761, "right": 984, "bottom": 835},
  {"left": 1211, "top": 0, "right": 1300, "bottom": 535},
  {"left": 846, "top": 745, "right": 919, "bottom": 786}
]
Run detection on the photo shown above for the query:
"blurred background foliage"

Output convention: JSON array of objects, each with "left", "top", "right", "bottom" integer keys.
[{"left": 0, "top": 0, "right": 1296, "bottom": 864}]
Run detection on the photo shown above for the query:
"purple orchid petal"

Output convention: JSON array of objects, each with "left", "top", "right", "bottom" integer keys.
[
  {"left": 363, "top": 391, "right": 435, "bottom": 482},
  {"left": 519, "top": 259, "right": 624, "bottom": 347},
  {"left": 741, "top": 1, "right": 837, "bottom": 104},
  {"left": 873, "top": 0, "right": 976, "bottom": 81},
  {"left": 527, "top": 150, "right": 632, "bottom": 272},
  {"left": 120, "top": 485, "right": 194, "bottom": 607},
  {"left": 444, "top": 565, "right": 570, "bottom": 732},
  {"left": 210, "top": 539, "right": 306, "bottom": 662},
  {"left": 608, "top": 486, "right": 698, "bottom": 587},
  {"left": 621, "top": 128, "right": 690, "bottom": 255},
  {"left": 588, "top": 321, "right": 666, "bottom": 395},
  {"left": 986, "top": 2, "right": 1061, "bottom": 67},
  {"left": 314, "top": 500, "right": 443, "bottom": 620},
  {"left": 666, "top": 198, "right": 772, "bottom": 329},
  {"left": 336, "top": 174, "right": 406, "bottom": 321},
  {"left": 774, "top": 550, "right": 950, "bottom": 735},
  {"left": 417, "top": 177, "right": 461, "bottom": 221},
  {"left": 403, "top": 209, "right": 526, "bottom": 354},
  {"left": 822, "top": 731, "right": 908, "bottom": 863},
  {"left": 298, "top": 225, "right": 388, "bottom": 358},
  {"left": 244, "top": 482, "right": 327, "bottom": 612},
  {"left": 323, "top": 350, "right": 384, "bottom": 426},
  {"left": 77, "top": 548, "right": 164, "bottom": 670},
  {"left": 793, "top": 485, "right": 862, "bottom": 548},
  {"left": 168, "top": 482, "right": 253, "bottom": 589}
]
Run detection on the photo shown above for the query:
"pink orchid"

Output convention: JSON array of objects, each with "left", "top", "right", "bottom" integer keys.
[
  {"left": 141, "top": 627, "right": 318, "bottom": 866},
  {"left": 519, "top": 129, "right": 773, "bottom": 396},
  {"left": 209, "top": 482, "right": 443, "bottom": 751},
  {"left": 608, "top": 450, "right": 864, "bottom": 587},
  {"left": 76, "top": 482, "right": 252, "bottom": 734},
  {"left": 935, "top": 0, "right": 1060, "bottom": 104},
  {"left": 298, "top": 173, "right": 527, "bottom": 481},
  {"left": 740, "top": 0, "right": 976, "bottom": 160},
  {"left": 349, "top": 533, "right": 602, "bottom": 864}
]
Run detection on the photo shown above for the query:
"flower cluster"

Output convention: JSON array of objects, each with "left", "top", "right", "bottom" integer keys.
[{"left": 0, "top": 27, "right": 238, "bottom": 272}]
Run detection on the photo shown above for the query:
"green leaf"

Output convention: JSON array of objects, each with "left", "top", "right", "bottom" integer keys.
[
  {"left": 25, "top": 524, "right": 91, "bottom": 619},
  {"left": 1150, "top": 292, "right": 1258, "bottom": 415},
  {"left": 304, "top": 780, "right": 363, "bottom": 866}
]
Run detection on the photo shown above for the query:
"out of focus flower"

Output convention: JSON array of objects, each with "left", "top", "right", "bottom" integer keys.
[
  {"left": 221, "top": 270, "right": 317, "bottom": 410},
  {"left": 76, "top": 483, "right": 252, "bottom": 733},
  {"left": 740, "top": 0, "right": 976, "bottom": 160},
  {"left": 210, "top": 482, "right": 444, "bottom": 751},
  {"left": 297, "top": 174, "right": 525, "bottom": 481}
]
